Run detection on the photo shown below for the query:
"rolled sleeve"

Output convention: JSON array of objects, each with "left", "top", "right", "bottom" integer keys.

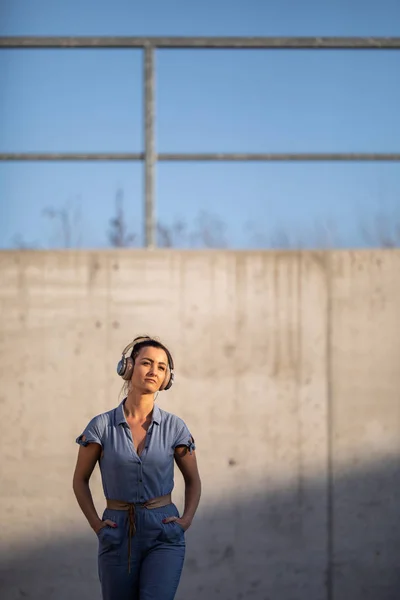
[
  {"left": 76, "top": 416, "right": 104, "bottom": 448},
  {"left": 174, "top": 420, "right": 196, "bottom": 454}
]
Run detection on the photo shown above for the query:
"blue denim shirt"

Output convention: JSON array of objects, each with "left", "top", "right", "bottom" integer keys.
[{"left": 76, "top": 400, "right": 195, "bottom": 503}]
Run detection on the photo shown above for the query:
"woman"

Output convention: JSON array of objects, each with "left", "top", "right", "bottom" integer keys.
[{"left": 73, "top": 336, "right": 201, "bottom": 600}]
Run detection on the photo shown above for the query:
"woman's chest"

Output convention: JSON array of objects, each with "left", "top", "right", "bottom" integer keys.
[
  {"left": 101, "top": 425, "right": 174, "bottom": 466},
  {"left": 127, "top": 420, "right": 149, "bottom": 457}
]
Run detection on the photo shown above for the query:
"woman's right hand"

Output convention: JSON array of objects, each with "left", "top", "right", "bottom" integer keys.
[{"left": 94, "top": 518, "right": 117, "bottom": 534}]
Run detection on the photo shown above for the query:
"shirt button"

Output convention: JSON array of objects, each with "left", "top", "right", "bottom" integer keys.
[{"left": 139, "top": 479, "right": 143, "bottom": 483}]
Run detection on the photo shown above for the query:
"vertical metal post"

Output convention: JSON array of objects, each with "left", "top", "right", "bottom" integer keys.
[{"left": 144, "top": 45, "right": 156, "bottom": 248}]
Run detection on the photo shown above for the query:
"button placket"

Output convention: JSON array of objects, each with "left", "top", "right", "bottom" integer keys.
[
  {"left": 139, "top": 463, "right": 145, "bottom": 502},
  {"left": 127, "top": 426, "right": 136, "bottom": 456},
  {"left": 141, "top": 427, "right": 152, "bottom": 460}
]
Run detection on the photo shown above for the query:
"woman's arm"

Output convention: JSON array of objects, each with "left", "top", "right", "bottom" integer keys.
[
  {"left": 165, "top": 448, "right": 201, "bottom": 530},
  {"left": 72, "top": 443, "right": 116, "bottom": 533}
]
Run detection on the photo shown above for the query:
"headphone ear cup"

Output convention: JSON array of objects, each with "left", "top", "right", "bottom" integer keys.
[
  {"left": 117, "top": 357, "right": 126, "bottom": 377},
  {"left": 165, "top": 374, "right": 173, "bottom": 390},
  {"left": 117, "top": 356, "right": 134, "bottom": 381},
  {"left": 161, "top": 370, "right": 174, "bottom": 391},
  {"left": 121, "top": 357, "right": 134, "bottom": 381}
]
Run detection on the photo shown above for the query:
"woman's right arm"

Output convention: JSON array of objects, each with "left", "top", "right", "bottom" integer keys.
[{"left": 72, "top": 443, "right": 116, "bottom": 533}]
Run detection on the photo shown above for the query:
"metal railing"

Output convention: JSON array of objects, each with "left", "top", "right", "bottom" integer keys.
[{"left": 1, "top": 36, "right": 400, "bottom": 247}]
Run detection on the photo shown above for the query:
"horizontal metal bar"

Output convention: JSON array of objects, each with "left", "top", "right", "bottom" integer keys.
[
  {"left": 0, "top": 153, "right": 144, "bottom": 161},
  {"left": 1, "top": 36, "right": 400, "bottom": 49},
  {"left": 158, "top": 152, "right": 400, "bottom": 161},
  {"left": 1, "top": 152, "right": 400, "bottom": 162}
]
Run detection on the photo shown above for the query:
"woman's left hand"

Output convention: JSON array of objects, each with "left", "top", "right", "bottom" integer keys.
[{"left": 162, "top": 516, "right": 191, "bottom": 531}]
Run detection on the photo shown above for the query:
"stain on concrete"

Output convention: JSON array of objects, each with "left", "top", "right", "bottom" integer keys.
[
  {"left": 224, "top": 344, "right": 235, "bottom": 358},
  {"left": 185, "top": 558, "right": 198, "bottom": 571},
  {"left": 88, "top": 257, "right": 100, "bottom": 286}
]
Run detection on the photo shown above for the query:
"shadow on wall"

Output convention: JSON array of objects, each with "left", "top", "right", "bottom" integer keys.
[{"left": 0, "top": 459, "right": 399, "bottom": 600}]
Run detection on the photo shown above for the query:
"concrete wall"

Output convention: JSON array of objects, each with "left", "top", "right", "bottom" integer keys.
[{"left": 0, "top": 249, "right": 399, "bottom": 600}]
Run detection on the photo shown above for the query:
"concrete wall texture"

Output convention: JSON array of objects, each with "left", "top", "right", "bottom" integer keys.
[{"left": 0, "top": 249, "right": 399, "bottom": 600}]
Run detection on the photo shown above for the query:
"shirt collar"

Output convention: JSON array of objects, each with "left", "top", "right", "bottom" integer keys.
[
  {"left": 116, "top": 399, "right": 162, "bottom": 426},
  {"left": 116, "top": 401, "right": 126, "bottom": 426},
  {"left": 152, "top": 403, "right": 162, "bottom": 425}
]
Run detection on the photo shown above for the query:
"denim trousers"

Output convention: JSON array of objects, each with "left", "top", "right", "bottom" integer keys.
[{"left": 97, "top": 503, "right": 186, "bottom": 600}]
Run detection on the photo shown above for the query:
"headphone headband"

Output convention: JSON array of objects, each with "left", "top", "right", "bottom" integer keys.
[{"left": 120, "top": 336, "right": 153, "bottom": 359}]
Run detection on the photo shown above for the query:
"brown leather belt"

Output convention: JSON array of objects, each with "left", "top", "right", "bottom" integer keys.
[{"left": 106, "top": 494, "right": 172, "bottom": 572}]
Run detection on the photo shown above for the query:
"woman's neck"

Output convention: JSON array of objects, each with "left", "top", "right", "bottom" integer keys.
[{"left": 124, "top": 389, "right": 155, "bottom": 421}]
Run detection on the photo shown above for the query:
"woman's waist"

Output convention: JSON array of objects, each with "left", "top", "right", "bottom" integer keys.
[{"left": 106, "top": 493, "right": 172, "bottom": 511}]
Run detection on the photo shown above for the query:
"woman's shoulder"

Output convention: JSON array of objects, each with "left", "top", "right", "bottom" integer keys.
[
  {"left": 85, "top": 406, "right": 118, "bottom": 430},
  {"left": 157, "top": 406, "right": 190, "bottom": 430},
  {"left": 77, "top": 407, "right": 118, "bottom": 447},
  {"left": 158, "top": 407, "right": 195, "bottom": 452}
]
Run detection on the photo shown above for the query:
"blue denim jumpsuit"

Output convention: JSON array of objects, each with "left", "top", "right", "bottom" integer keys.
[{"left": 76, "top": 400, "right": 195, "bottom": 600}]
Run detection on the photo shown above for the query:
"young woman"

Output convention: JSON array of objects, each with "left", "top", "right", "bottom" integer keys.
[{"left": 73, "top": 336, "right": 201, "bottom": 600}]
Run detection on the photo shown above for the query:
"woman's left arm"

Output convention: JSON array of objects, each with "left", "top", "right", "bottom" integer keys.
[{"left": 164, "top": 447, "right": 201, "bottom": 531}]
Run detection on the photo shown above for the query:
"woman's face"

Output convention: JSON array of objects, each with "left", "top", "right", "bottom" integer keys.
[{"left": 131, "top": 345, "right": 169, "bottom": 393}]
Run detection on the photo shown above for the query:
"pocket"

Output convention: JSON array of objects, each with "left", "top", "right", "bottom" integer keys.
[
  {"left": 96, "top": 525, "right": 122, "bottom": 559},
  {"left": 158, "top": 519, "right": 185, "bottom": 544},
  {"left": 174, "top": 521, "right": 185, "bottom": 533},
  {"left": 96, "top": 526, "right": 106, "bottom": 541},
  {"left": 147, "top": 504, "right": 185, "bottom": 544}
]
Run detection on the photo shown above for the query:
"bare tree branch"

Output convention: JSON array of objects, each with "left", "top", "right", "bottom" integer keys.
[
  {"left": 156, "top": 212, "right": 227, "bottom": 248},
  {"left": 157, "top": 220, "right": 187, "bottom": 248},
  {"left": 190, "top": 210, "right": 228, "bottom": 248},
  {"left": 108, "top": 188, "right": 136, "bottom": 247},
  {"left": 361, "top": 211, "right": 400, "bottom": 248},
  {"left": 12, "top": 234, "right": 41, "bottom": 249},
  {"left": 42, "top": 198, "right": 83, "bottom": 248}
]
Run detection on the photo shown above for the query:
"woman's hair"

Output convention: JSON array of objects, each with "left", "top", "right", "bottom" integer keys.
[
  {"left": 130, "top": 338, "right": 173, "bottom": 369},
  {"left": 120, "top": 336, "right": 173, "bottom": 398}
]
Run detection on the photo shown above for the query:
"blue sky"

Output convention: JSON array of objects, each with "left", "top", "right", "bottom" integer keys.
[{"left": 0, "top": 0, "right": 399, "bottom": 249}]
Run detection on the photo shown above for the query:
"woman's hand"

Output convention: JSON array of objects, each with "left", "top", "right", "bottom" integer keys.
[
  {"left": 162, "top": 516, "right": 191, "bottom": 531},
  {"left": 94, "top": 518, "right": 117, "bottom": 534}
]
